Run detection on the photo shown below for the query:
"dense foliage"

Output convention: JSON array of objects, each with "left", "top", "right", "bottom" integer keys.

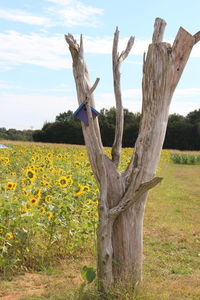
[
  {"left": 33, "top": 108, "right": 200, "bottom": 150},
  {"left": 0, "top": 128, "right": 33, "bottom": 142}
]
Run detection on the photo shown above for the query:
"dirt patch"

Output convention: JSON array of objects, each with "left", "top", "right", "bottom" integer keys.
[
  {"left": 0, "top": 273, "right": 46, "bottom": 299},
  {"left": 0, "top": 260, "right": 86, "bottom": 300}
]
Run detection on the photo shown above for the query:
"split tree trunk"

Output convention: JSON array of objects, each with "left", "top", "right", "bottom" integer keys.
[{"left": 65, "top": 18, "right": 200, "bottom": 292}]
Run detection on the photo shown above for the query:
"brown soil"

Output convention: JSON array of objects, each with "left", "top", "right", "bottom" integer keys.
[{"left": 0, "top": 273, "right": 46, "bottom": 299}]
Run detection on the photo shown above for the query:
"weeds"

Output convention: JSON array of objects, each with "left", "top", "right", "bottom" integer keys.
[{"left": 170, "top": 152, "right": 200, "bottom": 165}]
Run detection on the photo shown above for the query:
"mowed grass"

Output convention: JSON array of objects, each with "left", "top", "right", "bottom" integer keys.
[
  {"left": 0, "top": 143, "right": 199, "bottom": 299},
  {"left": 142, "top": 160, "right": 200, "bottom": 300}
]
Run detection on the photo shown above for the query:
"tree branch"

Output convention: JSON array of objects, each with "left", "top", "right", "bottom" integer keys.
[
  {"left": 118, "top": 36, "right": 135, "bottom": 63},
  {"left": 109, "top": 177, "right": 163, "bottom": 218},
  {"left": 87, "top": 78, "right": 100, "bottom": 97},
  {"left": 79, "top": 34, "right": 84, "bottom": 58},
  {"left": 193, "top": 31, "right": 200, "bottom": 44},
  {"left": 111, "top": 27, "right": 134, "bottom": 167},
  {"left": 65, "top": 33, "right": 104, "bottom": 182},
  {"left": 152, "top": 17, "right": 166, "bottom": 43}
]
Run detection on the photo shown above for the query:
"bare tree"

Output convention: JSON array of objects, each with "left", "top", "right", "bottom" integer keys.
[{"left": 65, "top": 18, "right": 200, "bottom": 292}]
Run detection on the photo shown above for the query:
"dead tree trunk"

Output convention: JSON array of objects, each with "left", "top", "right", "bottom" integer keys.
[{"left": 65, "top": 18, "right": 200, "bottom": 292}]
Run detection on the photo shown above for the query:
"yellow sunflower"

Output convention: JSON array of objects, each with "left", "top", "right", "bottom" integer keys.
[
  {"left": 29, "top": 197, "right": 39, "bottom": 206},
  {"left": 45, "top": 195, "right": 53, "bottom": 204},
  {"left": 22, "top": 178, "right": 33, "bottom": 187},
  {"left": 58, "top": 175, "right": 73, "bottom": 188},
  {"left": 74, "top": 184, "right": 85, "bottom": 196},
  {"left": 42, "top": 180, "right": 51, "bottom": 187},
  {"left": 25, "top": 169, "right": 36, "bottom": 180},
  {"left": 2, "top": 157, "right": 9, "bottom": 165},
  {"left": 40, "top": 206, "right": 46, "bottom": 215},
  {"left": 6, "top": 182, "right": 17, "bottom": 191},
  {"left": 83, "top": 185, "right": 90, "bottom": 192}
]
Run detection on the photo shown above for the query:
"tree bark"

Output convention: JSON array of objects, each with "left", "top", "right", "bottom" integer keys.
[
  {"left": 111, "top": 18, "right": 198, "bottom": 285},
  {"left": 65, "top": 18, "right": 199, "bottom": 292}
]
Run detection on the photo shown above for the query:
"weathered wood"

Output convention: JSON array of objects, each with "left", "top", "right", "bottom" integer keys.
[
  {"left": 111, "top": 28, "right": 134, "bottom": 167},
  {"left": 152, "top": 17, "right": 166, "bottom": 43},
  {"left": 64, "top": 18, "right": 200, "bottom": 292},
  {"left": 110, "top": 177, "right": 163, "bottom": 218},
  {"left": 194, "top": 31, "right": 200, "bottom": 43},
  {"left": 64, "top": 34, "right": 104, "bottom": 183}
]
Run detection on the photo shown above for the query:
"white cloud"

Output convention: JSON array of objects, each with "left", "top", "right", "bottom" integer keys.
[
  {"left": 0, "top": 31, "right": 146, "bottom": 70},
  {"left": 0, "top": 9, "right": 50, "bottom": 26},
  {"left": 174, "top": 88, "right": 200, "bottom": 97},
  {"left": 0, "top": 1, "right": 103, "bottom": 28},
  {"left": 46, "top": 0, "right": 103, "bottom": 27},
  {"left": 0, "top": 29, "right": 199, "bottom": 71},
  {"left": 82, "top": 36, "right": 149, "bottom": 55},
  {"left": 96, "top": 88, "right": 200, "bottom": 116},
  {"left": 0, "top": 31, "right": 71, "bottom": 70},
  {"left": 170, "top": 99, "right": 200, "bottom": 116},
  {"left": 191, "top": 43, "right": 200, "bottom": 58}
]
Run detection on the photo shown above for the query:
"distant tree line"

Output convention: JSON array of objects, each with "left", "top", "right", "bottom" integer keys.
[
  {"left": 0, "top": 128, "right": 33, "bottom": 142},
  {"left": 32, "top": 108, "right": 200, "bottom": 150},
  {"left": 0, "top": 108, "right": 199, "bottom": 150}
]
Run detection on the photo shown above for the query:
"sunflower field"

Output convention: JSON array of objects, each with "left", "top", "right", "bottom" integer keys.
[
  {"left": 0, "top": 143, "right": 102, "bottom": 276},
  {"left": 0, "top": 143, "right": 171, "bottom": 278}
]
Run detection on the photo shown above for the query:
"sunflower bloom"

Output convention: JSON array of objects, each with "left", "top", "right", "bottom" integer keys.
[
  {"left": 22, "top": 178, "right": 33, "bottom": 188},
  {"left": 75, "top": 184, "right": 86, "bottom": 196},
  {"left": 6, "top": 182, "right": 17, "bottom": 191},
  {"left": 45, "top": 195, "right": 53, "bottom": 204},
  {"left": 58, "top": 175, "right": 73, "bottom": 188},
  {"left": 83, "top": 185, "right": 90, "bottom": 192},
  {"left": 40, "top": 206, "right": 46, "bottom": 215},
  {"left": 42, "top": 181, "right": 51, "bottom": 187},
  {"left": 29, "top": 197, "right": 39, "bottom": 206},
  {"left": 20, "top": 203, "right": 29, "bottom": 213},
  {"left": 25, "top": 169, "right": 36, "bottom": 180}
]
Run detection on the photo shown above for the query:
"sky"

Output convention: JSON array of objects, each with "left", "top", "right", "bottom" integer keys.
[{"left": 0, "top": 0, "right": 200, "bottom": 130}]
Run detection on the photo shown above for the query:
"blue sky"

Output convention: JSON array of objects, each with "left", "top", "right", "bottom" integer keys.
[{"left": 0, "top": 0, "right": 200, "bottom": 130}]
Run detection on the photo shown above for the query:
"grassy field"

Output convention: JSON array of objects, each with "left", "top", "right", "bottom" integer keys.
[{"left": 0, "top": 141, "right": 199, "bottom": 299}]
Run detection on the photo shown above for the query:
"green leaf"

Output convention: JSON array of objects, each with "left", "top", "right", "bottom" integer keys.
[{"left": 81, "top": 266, "right": 96, "bottom": 283}]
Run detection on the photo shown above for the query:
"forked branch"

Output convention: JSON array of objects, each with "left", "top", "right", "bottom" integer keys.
[
  {"left": 111, "top": 27, "right": 134, "bottom": 167},
  {"left": 110, "top": 177, "right": 163, "bottom": 218}
]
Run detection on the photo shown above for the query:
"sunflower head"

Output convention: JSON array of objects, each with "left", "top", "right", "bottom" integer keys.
[
  {"left": 29, "top": 197, "right": 39, "bottom": 206},
  {"left": 6, "top": 182, "right": 17, "bottom": 191},
  {"left": 26, "top": 169, "right": 36, "bottom": 180},
  {"left": 58, "top": 175, "right": 72, "bottom": 188},
  {"left": 22, "top": 178, "right": 33, "bottom": 187}
]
